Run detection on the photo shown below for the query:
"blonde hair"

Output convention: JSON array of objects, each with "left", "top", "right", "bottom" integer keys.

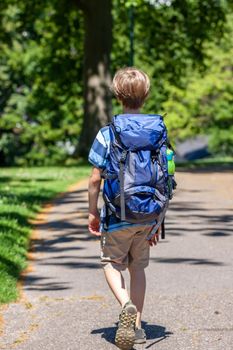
[{"left": 111, "top": 67, "right": 150, "bottom": 109}]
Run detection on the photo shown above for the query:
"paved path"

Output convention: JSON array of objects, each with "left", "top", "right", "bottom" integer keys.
[{"left": 0, "top": 171, "right": 233, "bottom": 350}]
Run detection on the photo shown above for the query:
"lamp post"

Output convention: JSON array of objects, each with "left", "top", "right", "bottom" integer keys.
[{"left": 129, "top": 5, "right": 134, "bottom": 66}]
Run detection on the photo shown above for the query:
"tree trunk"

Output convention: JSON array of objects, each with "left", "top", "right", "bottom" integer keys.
[{"left": 77, "top": 0, "right": 112, "bottom": 157}]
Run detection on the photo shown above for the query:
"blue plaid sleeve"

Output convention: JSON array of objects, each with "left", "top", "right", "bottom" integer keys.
[{"left": 88, "top": 127, "right": 110, "bottom": 169}]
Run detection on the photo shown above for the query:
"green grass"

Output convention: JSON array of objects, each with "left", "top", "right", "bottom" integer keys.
[
  {"left": 0, "top": 166, "right": 91, "bottom": 304},
  {"left": 176, "top": 156, "right": 233, "bottom": 170}
]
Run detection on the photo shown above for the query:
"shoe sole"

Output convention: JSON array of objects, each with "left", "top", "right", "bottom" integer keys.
[{"left": 115, "top": 307, "right": 137, "bottom": 350}]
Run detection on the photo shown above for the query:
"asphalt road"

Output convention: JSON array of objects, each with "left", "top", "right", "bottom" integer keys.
[{"left": 0, "top": 171, "right": 233, "bottom": 350}]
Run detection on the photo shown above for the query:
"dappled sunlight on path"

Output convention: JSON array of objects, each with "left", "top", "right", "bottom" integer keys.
[{"left": 0, "top": 171, "right": 233, "bottom": 350}]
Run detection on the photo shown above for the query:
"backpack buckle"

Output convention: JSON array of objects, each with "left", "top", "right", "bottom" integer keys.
[
  {"left": 151, "top": 150, "right": 159, "bottom": 163},
  {"left": 151, "top": 155, "right": 157, "bottom": 163},
  {"left": 120, "top": 150, "right": 128, "bottom": 163}
]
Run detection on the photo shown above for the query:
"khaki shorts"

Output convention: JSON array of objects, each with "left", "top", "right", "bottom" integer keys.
[{"left": 100, "top": 225, "right": 152, "bottom": 271}]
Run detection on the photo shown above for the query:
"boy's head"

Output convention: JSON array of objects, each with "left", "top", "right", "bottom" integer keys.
[{"left": 111, "top": 67, "right": 150, "bottom": 110}]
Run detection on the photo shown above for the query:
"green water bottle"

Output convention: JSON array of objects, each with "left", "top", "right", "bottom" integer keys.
[{"left": 166, "top": 148, "right": 175, "bottom": 175}]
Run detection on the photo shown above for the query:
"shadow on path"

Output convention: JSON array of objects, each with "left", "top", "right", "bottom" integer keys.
[
  {"left": 150, "top": 257, "right": 225, "bottom": 266},
  {"left": 91, "top": 321, "right": 172, "bottom": 348},
  {"left": 24, "top": 177, "right": 232, "bottom": 295},
  {"left": 166, "top": 198, "right": 232, "bottom": 240}
]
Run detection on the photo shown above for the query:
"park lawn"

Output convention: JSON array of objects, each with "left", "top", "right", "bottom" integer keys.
[
  {"left": 0, "top": 166, "right": 91, "bottom": 304},
  {"left": 176, "top": 156, "right": 233, "bottom": 170}
]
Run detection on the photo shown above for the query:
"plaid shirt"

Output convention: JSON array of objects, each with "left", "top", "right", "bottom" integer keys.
[{"left": 88, "top": 125, "right": 156, "bottom": 233}]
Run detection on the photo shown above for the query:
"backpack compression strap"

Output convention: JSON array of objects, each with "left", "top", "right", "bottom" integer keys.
[
  {"left": 119, "top": 150, "right": 127, "bottom": 221},
  {"left": 110, "top": 123, "right": 128, "bottom": 221},
  {"left": 147, "top": 200, "right": 169, "bottom": 240}
]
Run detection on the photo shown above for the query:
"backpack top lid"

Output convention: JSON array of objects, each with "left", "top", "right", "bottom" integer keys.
[{"left": 113, "top": 114, "right": 166, "bottom": 151}]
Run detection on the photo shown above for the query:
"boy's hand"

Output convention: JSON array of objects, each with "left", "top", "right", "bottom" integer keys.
[
  {"left": 88, "top": 212, "right": 101, "bottom": 236},
  {"left": 148, "top": 227, "right": 160, "bottom": 247}
]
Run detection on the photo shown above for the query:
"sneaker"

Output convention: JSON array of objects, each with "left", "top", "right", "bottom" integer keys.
[
  {"left": 134, "top": 327, "right": 146, "bottom": 344},
  {"left": 115, "top": 300, "right": 137, "bottom": 350}
]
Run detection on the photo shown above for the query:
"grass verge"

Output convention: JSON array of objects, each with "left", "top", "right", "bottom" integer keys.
[
  {"left": 176, "top": 156, "right": 233, "bottom": 171},
  {"left": 0, "top": 166, "right": 91, "bottom": 304}
]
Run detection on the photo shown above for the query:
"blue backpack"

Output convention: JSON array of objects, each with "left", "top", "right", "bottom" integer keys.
[{"left": 102, "top": 114, "right": 171, "bottom": 233}]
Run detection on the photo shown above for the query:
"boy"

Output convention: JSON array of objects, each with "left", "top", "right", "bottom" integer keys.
[{"left": 88, "top": 67, "right": 161, "bottom": 349}]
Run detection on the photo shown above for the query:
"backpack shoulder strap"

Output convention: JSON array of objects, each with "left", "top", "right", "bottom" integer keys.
[
  {"left": 107, "top": 122, "right": 127, "bottom": 221},
  {"left": 109, "top": 122, "right": 126, "bottom": 149}
]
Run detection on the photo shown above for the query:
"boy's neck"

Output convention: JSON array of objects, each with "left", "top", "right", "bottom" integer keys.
[{"left": 123, "top": 107, "right": 141, "bottom": 114}]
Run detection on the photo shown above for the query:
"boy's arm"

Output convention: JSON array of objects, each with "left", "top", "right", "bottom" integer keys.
[{"left": 88, "top": 166, "right": 102, "bottom": 236}]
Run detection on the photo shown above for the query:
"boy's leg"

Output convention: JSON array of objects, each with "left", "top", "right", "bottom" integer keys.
[
  {"left": 104, "top": 266, "right": 130, "bottom": 307},
  {"left": 128, "top": 267, "right": 146, "bottom": 328},
  {"left": 101, "top": 227, "right": 149, "bottom": 348},
  {"left": 103, "top": 265, "right": 137, "bottom": 350},
  {"left": 128, "top": 226, "right": 151, "bottom": 329},
  {"left": 101, "top": 228, "right": 135, "bottom": 306}
]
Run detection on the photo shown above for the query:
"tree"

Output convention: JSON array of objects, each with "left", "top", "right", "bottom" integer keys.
[
  {"left": 77, "top": 0, "right": 228, "bottom": 156},
  {"left": 163, "top": 14, "right": 233, "bottom": 155},
  {"left": 0, "top": 0, "right": 85, "bottom": 165},
  {"left": 76, "top": 0, "right": 112, "bottom": 157},
  {"left": 0, "top": 0, "right": 231, "bottom": 164}
]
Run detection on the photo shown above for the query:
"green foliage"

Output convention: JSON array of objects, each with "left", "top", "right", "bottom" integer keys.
[
  {"left": 0, "top": 1, "right": 84, "bottom": 165},
  {"left": 163, "top": 15, "right": 233, "bottom": 155},
  {"left": 0, "top": 166, "right": 91, "bottom": 303},
  {"left": 112, "top": 0, "right": 227, "bottom": 106},
  {"left": 0, "top": 0, "right": 232, "bottom": 163}
]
